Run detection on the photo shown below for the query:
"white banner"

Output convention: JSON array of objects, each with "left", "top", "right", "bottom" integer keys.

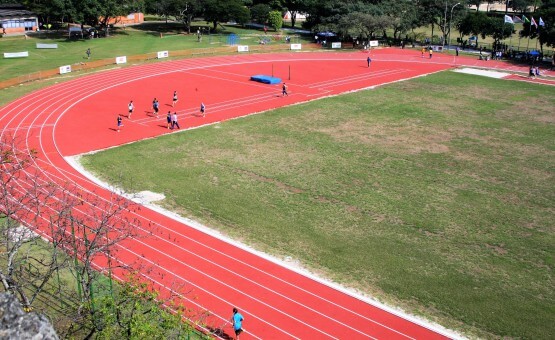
[
  {"left": 290, "top": 43, "right": 302, "bottom": 50},
  {"left": 4, "top": 51, "right": 29, "bottom": 58},
  {"left": 157, "top": 51, "right": 169, "bottom": 58},
  {"left": 331, "top": 42, "right": 341, "bottom": 49},
  {"left": 369, "top": 40, "right": 379, "bottom": 47},
  {"left": 59, "top": 65, "right": 72, "bottom": 74},
  {"left": 237, "top": 45, "right": 249, "bottom": 52},
  {"left": 36, "top": 43, "right": 58, "bottom": 49},
  {"left": 115, "top": 56, "right": 127, "bottom": 64}
]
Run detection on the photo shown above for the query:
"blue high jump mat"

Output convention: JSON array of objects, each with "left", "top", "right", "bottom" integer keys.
[{"left": 250, "top": 75, "right": 282, "bottom": 84}]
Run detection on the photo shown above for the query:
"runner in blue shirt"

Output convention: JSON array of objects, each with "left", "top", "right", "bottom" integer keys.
[{"left": 231, "top": 307, "right": 244, "bottom": 339}]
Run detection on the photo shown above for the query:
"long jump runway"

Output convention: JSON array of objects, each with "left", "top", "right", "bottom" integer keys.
[{"left": 3, "top": 50, "right": 534, "bottom": 339}]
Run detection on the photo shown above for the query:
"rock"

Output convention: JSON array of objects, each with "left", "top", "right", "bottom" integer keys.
[{"left": 0, "top": 293, "right": 59, "bottom": 340}]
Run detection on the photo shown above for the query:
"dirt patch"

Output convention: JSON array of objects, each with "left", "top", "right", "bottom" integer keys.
[
  {"left": 237, "top": 169, "right": 305, "bottom": 194},
  {"left": 317, "top": 121, "right": 452, "bottom": 154},
  {"left": 485, "top": 243, "right": 508, "bottom": 255}
]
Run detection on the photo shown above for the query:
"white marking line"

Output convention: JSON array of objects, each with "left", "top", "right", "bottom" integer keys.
[
  {"left": 2, "top": 124, "right": 55, "bottom": 132},
  {"left": 311, "top": 69, "right": 408, "bottom": 88}
]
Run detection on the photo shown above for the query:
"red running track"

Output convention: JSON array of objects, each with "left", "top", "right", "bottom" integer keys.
[{"left": 3, "top": 49, "right": 538, "bottom": 339}]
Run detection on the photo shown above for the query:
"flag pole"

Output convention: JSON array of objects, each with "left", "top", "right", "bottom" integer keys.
[
  {"left": 526, "top": 22, "right": 531, "bottom": 51},
  {"left": 535, "top": 23, "right": 539, "bottom": 50}
]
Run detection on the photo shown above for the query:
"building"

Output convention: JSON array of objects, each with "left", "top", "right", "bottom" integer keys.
[
  {"left": 0, "top": 3, "right": 38, "bottom": 35},
  {"left": 104, "top": 13, "right": 144, "bottom": 26}
]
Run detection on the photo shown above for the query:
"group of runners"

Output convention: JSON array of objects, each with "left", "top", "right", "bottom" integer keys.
[
  {"left": 117, "top": 90, "right": 206, "bottom": 132},
  {"left": 117, "top": 82, "right": 290, "bottom": 132}
]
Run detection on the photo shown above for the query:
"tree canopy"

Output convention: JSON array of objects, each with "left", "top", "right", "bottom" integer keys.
[{"left": 14, "top": 0, "right": 552, "bottom": 50}]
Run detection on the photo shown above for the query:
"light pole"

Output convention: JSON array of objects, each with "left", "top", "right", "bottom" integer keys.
[
  {"left": 443, "top": 2, "right": 448, "bottom": 47},
  {"left": 448, "top": 2, "right": 461, "bottom": 52}
]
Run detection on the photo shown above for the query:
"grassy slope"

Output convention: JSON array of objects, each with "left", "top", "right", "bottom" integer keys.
[
  {"left": 0, "top": 22, "right": 299, "bottom": 82},
  {"left": 80, "top": 72, "right": 555, "bottom": 339}
]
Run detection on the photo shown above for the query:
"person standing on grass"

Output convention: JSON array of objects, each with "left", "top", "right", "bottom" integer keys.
[
  {"left": 456, "top": 46, "right": 460, "bottom": 56},
  {"left": 367, "top": 56, "right": 371, "bottom": 68},
  {"left": 128, "top": 100, "right": 134, "bottom": 119},
  {"left": 172, "top": 90, "right": 178, "bottom": 107},
  {"left": 117, "top": 115, "right": 123, "bottom": 132},
  {"left": 231, "top": 308, "right": 244, "bottom": 340},
  {"left": 86, "top": 48, "right": 91, "bottom": 59},
  {"left": 282, "top": 83, "right": 288, "bottom": 97},
  {"left": 166, "top": 111, "right": 172, "bottom": 129},
  {"left": 200, "top": 102, "right": 206, "bottom": 117},
  {"left": 171, "top": 112, "right": 180, "bottom": 129}
]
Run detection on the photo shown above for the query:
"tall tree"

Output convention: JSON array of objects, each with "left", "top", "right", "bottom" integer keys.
[
  {"left": 457, "top": 10, "right": 491, "bottom": 47},
  {"left": 172, "top": 0, "right": 204, "bottom": 33},
  {"left": 202, "top": 0, "right": 250, "bottom": 30},
  {"left": 510, "top": 0, "right": 536, "bottom": 14},
  {"left": 418, "top": 0, "right": 468, "bottom": 44},
  {"left": 281, "top": 0, "right": 304, "bottom": 28},
  {"left": 250, "top": 3, "right": 271, "bottom": 23},
  {"left": 527, "top": 0, "right": 555, "bottom": 49},
  {"left": 381, "top": 0, "right": 420, "bottom": 39},
  {"left": 144, "top": 0, "right": 175, "bottom": 23}
]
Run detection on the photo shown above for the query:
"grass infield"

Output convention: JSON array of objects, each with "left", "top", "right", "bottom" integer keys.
[{"left": 80, "top": 71, "right": 553, "bottom": 339}]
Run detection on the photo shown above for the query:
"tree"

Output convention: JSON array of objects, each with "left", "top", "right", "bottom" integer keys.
[
  {"left": 335, "top": 12, "right": 372, "bottom": 40},
  {"left": 510, "top": 0, "right": 536, "bottom": 14},
  {"left": 458, "top": 11, "right": 490, "bottom": 47},
  {"left": 381, "top": 0, "right": 420, "bottom": 40},
  {"left": 144, "top": 0, "right": 175, "bottom": 23},
  {"left": 487, "top": 16, "right": 514, "bottom": 46},
  {"left": 82, "top": 273, "right": 196, "bottom": 339},
  {"left": 250, "top": 3, "right": 271, "bottom": 23},
  {"left": 0, "top": 135, "right": 69, "bottom": 312},
  {"left": 536, "top": 0, "right": 555, "bottom": 48},
  {"left": 302, "top": 0, "right": 343, "bottom": 29},
  {"left": 281, "top": 0, "right": 305, "bottom": 28},
  {"left": 17, "top": 0, "right": 71, "bottom": 26},
  {"left": 58, "top": 189, "right": 142, "bottom": 338},
  {"left": 267, "top": 10, "right": 283, "bottom": 31},
  {"left": 172, "top": 0, "right": 204, "bottom": 34},
  {"left": 417, "top": 0, "right": 469, "bottom": 45},
  {"left": 202, "top": 0, "right": 250, "bottom": 30}
]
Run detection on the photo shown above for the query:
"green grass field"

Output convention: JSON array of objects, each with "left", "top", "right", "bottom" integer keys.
[
  {"left": 0, "top": 22, "right": 305, "bottom": 82},
  {"left": 80, "top": 71, "right": 555, "bottom": 339}
]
